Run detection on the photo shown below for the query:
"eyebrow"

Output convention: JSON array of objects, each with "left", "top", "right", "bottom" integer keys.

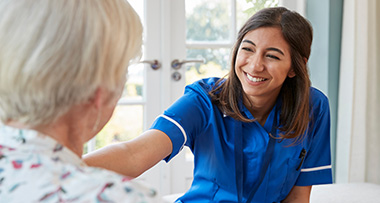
[{"left": 242, "top": 39, "right": 285, "bottom": 56}]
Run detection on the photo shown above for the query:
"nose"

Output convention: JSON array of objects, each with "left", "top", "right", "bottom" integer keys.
[{"left": 249, "top": 55, "right": 264, "bottom": 72}]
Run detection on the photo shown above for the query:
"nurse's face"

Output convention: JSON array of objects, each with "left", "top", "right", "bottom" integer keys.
[{"left": 235, "top": 27, "right": 295, "bottom": 103}]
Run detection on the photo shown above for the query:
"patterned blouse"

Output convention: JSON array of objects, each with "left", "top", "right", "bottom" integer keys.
[{"left": 0, "top": 124, "right": 157, "bottom": 202}]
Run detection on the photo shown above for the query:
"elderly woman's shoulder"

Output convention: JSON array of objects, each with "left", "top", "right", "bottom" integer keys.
[
  {"left": 0, "top": 157, "right": 156, "bottom": 202},
  {"left": 57, "top": 164, "right": 157, "bottom": 202},
  {"left": 62, "top": 165, "right": 158, "bottom": 202}
]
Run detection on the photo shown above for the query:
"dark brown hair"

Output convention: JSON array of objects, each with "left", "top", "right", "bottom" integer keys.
[{"left": 210, "top": 7, "right": 312, "bottom": 142}]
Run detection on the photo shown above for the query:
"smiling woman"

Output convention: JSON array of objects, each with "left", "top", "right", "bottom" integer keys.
[
  {"left": 211, "top": 7, "right": 313, "bottom": 142},
  {"left": 235, "top": 27, "right": 295, "bottom": 125}
]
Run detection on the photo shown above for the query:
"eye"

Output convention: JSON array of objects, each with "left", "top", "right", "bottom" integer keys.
[
  {"left": 267, "top": 54, "right": 280, "bottom": 60},
  {"left": 242, "top": 47, "right": 253, "bottom": 52}
]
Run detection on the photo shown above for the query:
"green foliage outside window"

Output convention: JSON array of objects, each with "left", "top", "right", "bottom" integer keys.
[{"left": 244, "top": 0, "right": 278, "bottom": 16}]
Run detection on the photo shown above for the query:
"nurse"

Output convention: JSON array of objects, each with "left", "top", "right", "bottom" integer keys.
[{"left": 85, "top": 7, "right": 332, "bottom": 202}]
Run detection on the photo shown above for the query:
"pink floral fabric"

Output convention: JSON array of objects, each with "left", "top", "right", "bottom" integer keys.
[{"left": 0, "top": 125, "right": 157, "bottom": 202}]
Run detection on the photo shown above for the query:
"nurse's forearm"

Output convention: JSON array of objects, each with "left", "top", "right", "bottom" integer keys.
[{"left": 83, "top": 129, "right": 173, "bottom": 177}]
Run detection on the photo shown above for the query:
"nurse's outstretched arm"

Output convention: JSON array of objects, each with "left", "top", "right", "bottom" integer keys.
[
  {"left": 83, "top": 129, "right": 172, "bottom": 177},
  {"left": 282, "top": 185, "right": 312, "bottom": 203}
]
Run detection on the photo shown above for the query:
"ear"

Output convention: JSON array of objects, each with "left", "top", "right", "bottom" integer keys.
[
  {"left": 89, "top": 87, "right": 104, "bottom": 110},
  {"left": 303, "top": 57, "right": 308, "bottom": 64},
  {"left": 287, "top": 69, "right": 296, "bottom": 78}
]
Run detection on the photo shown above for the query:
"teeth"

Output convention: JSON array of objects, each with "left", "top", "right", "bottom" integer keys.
[{"left": 247, "top": 73, "right": 266, "bottom": 82}]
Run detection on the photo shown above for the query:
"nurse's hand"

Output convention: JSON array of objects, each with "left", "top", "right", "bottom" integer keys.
[
  {"left": 83, "top": 129, "right": 173, "bottom": 177},
  {"left": 282, "top": 185, "right": 312, "bottom": 203}
]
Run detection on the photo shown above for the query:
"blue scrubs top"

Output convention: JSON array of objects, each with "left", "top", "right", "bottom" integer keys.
[{"left": 150, "top": 77, "right": 332, "bottom": 202}]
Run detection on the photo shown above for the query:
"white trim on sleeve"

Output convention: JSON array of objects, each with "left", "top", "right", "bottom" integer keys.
[
  {"left": 300, "top": 165, "right": 332, "bottom": 172},
  {"left": 159, "top": 115, "right": 187, "bottom": 147}
]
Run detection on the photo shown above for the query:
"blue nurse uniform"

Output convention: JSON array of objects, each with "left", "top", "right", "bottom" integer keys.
[{"left": 150, "top": 77, "right": 332, "bottom": 202}]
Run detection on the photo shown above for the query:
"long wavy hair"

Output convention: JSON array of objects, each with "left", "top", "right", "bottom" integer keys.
[{"left": 210, "top": 7, "right": 313, "bottom": 142}]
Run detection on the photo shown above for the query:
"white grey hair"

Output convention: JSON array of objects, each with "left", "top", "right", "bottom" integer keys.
[{"left": 0, "top": 0, "right": 143, "bottom": 126}]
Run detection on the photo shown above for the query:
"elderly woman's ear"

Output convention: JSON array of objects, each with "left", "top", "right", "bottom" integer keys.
[
  {"left": 88, "top": 88, "right": 105, "bottom": 110},
  {"left": 88, "top": 87, "right": 120, "bottom": 110}
]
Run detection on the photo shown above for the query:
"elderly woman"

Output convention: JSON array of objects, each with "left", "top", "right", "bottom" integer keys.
[{"left": 0, "top": 0, "right": 155, "bottom": 202}]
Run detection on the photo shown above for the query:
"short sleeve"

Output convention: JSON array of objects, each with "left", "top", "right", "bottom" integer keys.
[
  {"left": 150, "top": 85, "right": 213, "bottom": 162},
  {"left": 295, "top": 88, "right": 333, "bottom": 186}
]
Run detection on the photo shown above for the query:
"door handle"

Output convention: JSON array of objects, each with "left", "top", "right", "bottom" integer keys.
[
  {"left": 171, "top": 59, "right": 205, "bottom": 70},
  {"left": 140, "top": 60, "right": 161, "bottom": 70}
]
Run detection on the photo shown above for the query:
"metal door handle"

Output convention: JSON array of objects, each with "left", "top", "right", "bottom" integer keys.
[
  {"left": 140, "top": 60, "right": 161, "bottom": 70},
  {"left": 171, "top": 59, "right": 205, "bottom": 70}
]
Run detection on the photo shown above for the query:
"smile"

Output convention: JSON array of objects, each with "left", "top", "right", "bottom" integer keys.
[{"left": 246, "top": 73, "right": 268, "bottom": 82}]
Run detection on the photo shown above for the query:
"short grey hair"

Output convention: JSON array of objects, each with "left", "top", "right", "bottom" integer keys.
[{"left": 0, "top": 0, "right": 143, "bottom": 126}]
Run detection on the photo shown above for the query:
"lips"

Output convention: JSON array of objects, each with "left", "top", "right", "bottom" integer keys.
[{"left": 246, "top": 73, "right": 268, "bottom": 82}]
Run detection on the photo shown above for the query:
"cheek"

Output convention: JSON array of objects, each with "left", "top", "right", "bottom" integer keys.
[
  {"left": 104, "top": 87, "right": 123, "bottom": 110},
  {"left": 266, "top": 65, "right": 289, "bottom": 81},
  {"left": 110, "top": 92, "right": 121, "bottom": 107},
  {"left": 273, "top": 60, "right": 292, "bottom": 78},
  {"left": 234, "top": 59, "right": 243, "bottom": 80},
  {"left": 114, "top": 81, "right": 126, "bottom": 101},
  {"left": 105, "top": 99, "right": 118, "bottom": 117},
  {"left": 235, "top": 52, "right": 245, "bottom": 66},
  {"left": 277, "top": 69, "right": 293, "bottom": 82},
  {"left": 234, "top": 54, "right": 246, "bottom": 74}
]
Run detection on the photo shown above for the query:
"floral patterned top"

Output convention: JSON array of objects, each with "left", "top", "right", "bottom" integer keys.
[{"left": 0, "top": 124, "right": 157, "bottom": 203}]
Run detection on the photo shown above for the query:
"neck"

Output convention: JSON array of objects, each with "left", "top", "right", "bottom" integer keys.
[
  {"left": 244, "top": 95, "right": 278, "bottom": 126},
  {"left": 34, "top": 120, "right": 86, "bottom": 157},
  {"left": 6, "top": 108, "right": 91, "bottom": 157}
]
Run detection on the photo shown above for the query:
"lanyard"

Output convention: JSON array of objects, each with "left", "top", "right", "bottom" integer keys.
[{"left": 234, "top": 105, "right": 278, "bottom": 203}]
